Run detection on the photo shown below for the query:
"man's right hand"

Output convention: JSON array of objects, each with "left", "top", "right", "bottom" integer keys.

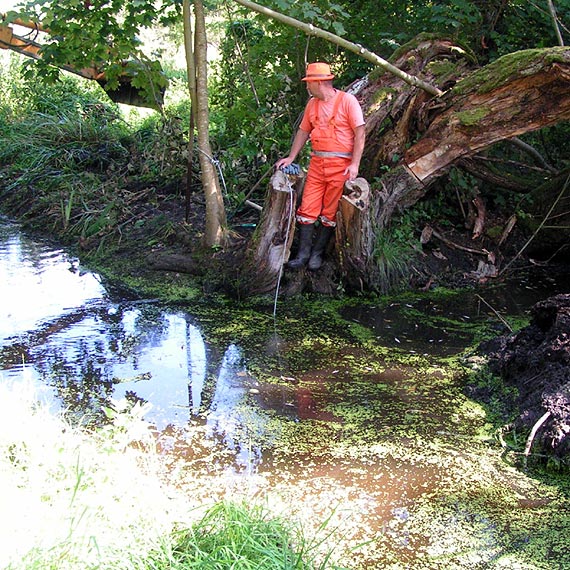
[{"left": 275, "top": 157, "right": 294, "bottom": 171}]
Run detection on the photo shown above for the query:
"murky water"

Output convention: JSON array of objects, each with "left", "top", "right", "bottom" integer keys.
[{"left": 1, "top": 216, "right": 569, "bottom": 568}]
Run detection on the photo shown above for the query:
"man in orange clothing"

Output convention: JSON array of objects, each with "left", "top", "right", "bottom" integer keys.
[{"left": 276, "top": 62, "right": 365, "bottom": 270}]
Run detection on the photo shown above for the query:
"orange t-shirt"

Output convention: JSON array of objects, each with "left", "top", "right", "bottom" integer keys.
[{"left": 300, "top": 90, "right": 364, "bottom": 153}]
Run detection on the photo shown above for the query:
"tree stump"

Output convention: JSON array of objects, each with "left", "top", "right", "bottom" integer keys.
[
  {"left": 243, "top": 169, "right": 304, "bottom": 294},
  {"left": 336, "top": 178, "right": 373, "bottom": 291}
]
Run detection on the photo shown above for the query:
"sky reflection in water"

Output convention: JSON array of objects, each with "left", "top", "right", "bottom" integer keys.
[
  {"left": 0, "top": 222, "right": 104, "bottom": 338},
  {"left": 0, "top": 218, "right": 261, "bottom": 470}
]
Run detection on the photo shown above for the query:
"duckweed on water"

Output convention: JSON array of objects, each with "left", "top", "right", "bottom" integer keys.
[
  {"left": 5, "top": 255, "right": 568, "bottom": 568},
  {"left": 149, "top": 290, "right": 570, "bottom": 568}
]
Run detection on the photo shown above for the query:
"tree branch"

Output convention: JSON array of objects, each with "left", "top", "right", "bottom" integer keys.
[
  {"left": 523, "top": 410, "right": 551, "bottom": 468},
  {"left": 232, "top": 0, "right": 443, "bottom": 97},
  {"left": 509, "top": 137, "right": 557, "bottom": 173},
  {"left": 500, "top": 172, "right": 570, "bottom": 275},
  {"left": 459, "top": 156, "right": 545, "bottom": 193},
  {"left": 547, "top": 0, "right": 564, "bottom": 46}
]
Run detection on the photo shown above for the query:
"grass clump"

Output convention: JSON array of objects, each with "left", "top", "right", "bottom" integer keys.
[
  {"left": 371, "top": 230, "right": 413, "bottom": 294},
  {"left": 151, "top": 501, "right": 322, "bottom": 570},
  {"left": 0, "top": 380, "right": 174, "bottom": 570}
]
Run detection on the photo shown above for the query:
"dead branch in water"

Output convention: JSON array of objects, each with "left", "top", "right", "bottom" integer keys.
[
  {"left": 523, "top": 410, "right": 552, "bottom": 468},
  {"left": 475, "top": 294, "right": 513, "bottom": 332}
]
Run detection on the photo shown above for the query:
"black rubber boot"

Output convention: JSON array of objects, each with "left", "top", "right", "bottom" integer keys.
[
  {"left": 287, "top": 223, "right": 314, "bottom": 269},
  {"left": 308, "top": 225, "right": 335, "bottom": 271}
]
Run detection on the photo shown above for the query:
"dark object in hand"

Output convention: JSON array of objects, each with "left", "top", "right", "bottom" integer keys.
[{"left": 280, "top": 163, "right": 301, "bottom": 176}]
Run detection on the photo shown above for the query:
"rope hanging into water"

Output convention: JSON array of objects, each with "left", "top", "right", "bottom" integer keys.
[{"left": 273, "top": 176, "right": 295, "bottom": 318}]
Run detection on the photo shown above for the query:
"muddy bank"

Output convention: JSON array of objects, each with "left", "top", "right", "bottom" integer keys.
[{"left": 480, "top": 293, "right": 570, "bottom": 463}]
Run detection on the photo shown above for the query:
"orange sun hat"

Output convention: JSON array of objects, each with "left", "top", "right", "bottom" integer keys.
[{"left": 302, "top": 62, "right": 335, "bottom": 81}]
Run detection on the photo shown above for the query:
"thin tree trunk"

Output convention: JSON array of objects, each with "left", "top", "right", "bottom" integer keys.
[
  {"left": 233, "top": 0, "right": 443, "bottom": 97},
  {"left": 547, "top": 0, "right": 564, "bottom": 46},
  {"left": 193, "top": 0, "right": 227, "bottom": 248},
  {"left": 224, "top": 5, "right": 261, "bottom": 107},
  {"left": 183, "top": 0, "right": 197, "bottom": 222}
]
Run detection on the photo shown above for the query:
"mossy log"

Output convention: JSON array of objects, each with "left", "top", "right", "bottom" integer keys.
[
  {"left": 404, "top": 48, "right": 570, "bottom": 185},
  {"left": 342, "top": 43, "right": 570, "bottom": 289}
]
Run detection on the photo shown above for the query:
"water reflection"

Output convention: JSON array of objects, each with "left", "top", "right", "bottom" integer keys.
[
  {"left": 187, "top": 323, "right": 207, "bottom": 415},
  {"left": 108, "top": 309, "right": 206, "bottom": 430},
  {"left": 0, "top": 218, "right": 105, "bottom": 340},
  {"left": 1, "top": 301, "right": 210, "bottom": 429},
  {"left": 0, "top": 216, "right": 281, "bottom": 477},
  {"left": 206, "top": 344, "right": 268, "bottom": 471},
  {"left": 0, "top": 218, "right": 259, "bottom": 466}
]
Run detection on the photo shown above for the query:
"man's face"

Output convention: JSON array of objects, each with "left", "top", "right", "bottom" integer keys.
[{"left": 305, "top": 81, "right": 321, "bottom": 97}]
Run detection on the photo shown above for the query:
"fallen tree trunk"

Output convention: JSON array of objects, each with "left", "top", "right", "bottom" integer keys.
[
  {"left": 404, "top": 48, "right": 570, "bottom": 184},
  {"left": 362, "top": 46, "right": 570, "bottom": 232},
  {"left": 340, "top": 45, "right": 570, "bottom": 289}
]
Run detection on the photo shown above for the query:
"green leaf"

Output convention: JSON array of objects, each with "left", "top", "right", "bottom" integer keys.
[{"left": 332, "top": 21, "right": 345, "bottom": 36}]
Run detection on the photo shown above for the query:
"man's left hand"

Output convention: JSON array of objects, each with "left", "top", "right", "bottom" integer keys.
[{"left": 344, "top": 163, "right": 359, "bottom": 181}]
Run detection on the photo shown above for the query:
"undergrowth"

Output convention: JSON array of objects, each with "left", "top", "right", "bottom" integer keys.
[{"left": 0, "top": 64, "right": 190, "bottom": 258}]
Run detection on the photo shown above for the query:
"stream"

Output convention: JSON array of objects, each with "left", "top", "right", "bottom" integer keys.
[{"left": 1, "top": 215, "right": 569, "bottom": 568}]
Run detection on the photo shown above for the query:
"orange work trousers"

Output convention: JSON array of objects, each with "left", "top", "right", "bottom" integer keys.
[{"left": 296, "top": 155, "right": 351, "bottom": 227}]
